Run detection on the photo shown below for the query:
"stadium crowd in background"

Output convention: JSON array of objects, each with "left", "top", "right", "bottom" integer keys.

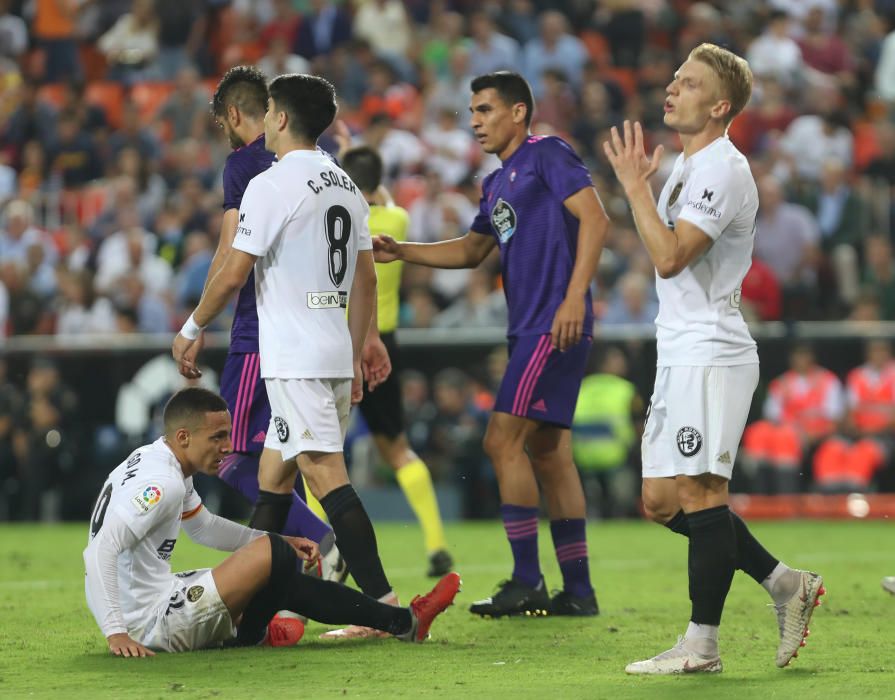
[{"left": 1, "top": 0, "right": 895, "bottom": 518}]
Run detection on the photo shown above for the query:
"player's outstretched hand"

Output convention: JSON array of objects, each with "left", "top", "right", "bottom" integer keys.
[
  {"left": 177, "top": 329, "right": 204, "bottom": 380},
  {"left": 107, "top": 633, "right": 155, "bottom": 658},
  {"left": 284, "top": 536, "right": 320, "bottom": 566},
  {"left": 551, "top": 296, "right": 586, "bottom": 352},
  {"left": 603, "top": 120, "right": 663, "bottom": 192},
  {"left": 372, "top": 235, "right": 401, "bottom": 263},
  {"left": 362, "top": 335, "right": 392, "bottom": 391}
]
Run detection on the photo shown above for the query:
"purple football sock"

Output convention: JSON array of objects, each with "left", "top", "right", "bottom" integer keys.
[
  {"left": 501, "top": 504, "right": 541, "bottom": 588},
  {"left": 550, "top": 518, "right": 593, "bottom": 598},
  {"left": 218, "top": 452, "right": 332, "bottom": 544}
]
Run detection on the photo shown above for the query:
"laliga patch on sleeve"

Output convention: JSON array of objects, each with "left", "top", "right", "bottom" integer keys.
[{"left": 132, "top": 485, "right": 164, "bottom": 514}]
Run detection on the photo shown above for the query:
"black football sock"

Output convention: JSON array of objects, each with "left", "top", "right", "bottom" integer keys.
[
  {"left": 665, "top": 508, "right": 778, "bottom": 583},
  {"left": 321, "top": 484, "right": 392, "bottom": 599},
  {"left": 686, "top": 505, "right": 736, "bottom": 626},
  {"left": 249, "top": 490, "right": 292, "bottom": 532},
  {"left": 285, "top": 572, "right": 411, "bottom": 634}
]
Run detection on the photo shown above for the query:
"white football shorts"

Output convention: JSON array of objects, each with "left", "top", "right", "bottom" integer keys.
[
  {"left": 138, "top": 569, "right": 235, "bottom": 653},
  {"left": 264, "top": 377, "right": 352, "bottom": 460},
  {"left": 642, "top": 364, "right": 759, "bottom": 480}
]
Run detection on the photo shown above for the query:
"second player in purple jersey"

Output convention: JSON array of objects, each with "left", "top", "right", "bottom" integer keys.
[
  {"left": 471, "top": 135, "right": 595, "bottom": 338},
  {"left": 372, "top": 72, "right": 610, "bottom": 619},
  {"left": 222, "top": 134, "right": 275, "bottom": 354}
]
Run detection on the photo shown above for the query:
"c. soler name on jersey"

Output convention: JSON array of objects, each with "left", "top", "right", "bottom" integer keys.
[{"left": 306, "top": 169, "right": 358, "bottom": 195}]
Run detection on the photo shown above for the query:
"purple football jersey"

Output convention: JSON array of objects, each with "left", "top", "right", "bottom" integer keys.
[
  {"left": 470, "top": 135, "right": 595, "bottom": 338},
  {"left": 222, "top": 135, "right": 276, "bottom": 353}
]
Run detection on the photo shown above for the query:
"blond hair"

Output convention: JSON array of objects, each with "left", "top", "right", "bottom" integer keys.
[{"left": 689, "top": 43, "right": 753, "bottom": 125}]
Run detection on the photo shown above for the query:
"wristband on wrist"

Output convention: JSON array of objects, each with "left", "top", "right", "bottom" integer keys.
[{"left": 180, "top": 313, "right": 204, "bottom": 340}]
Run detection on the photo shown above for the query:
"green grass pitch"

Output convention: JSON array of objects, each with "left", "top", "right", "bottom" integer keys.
[{"left": 0, "top": 520, "right": 892, "bottom": 699}]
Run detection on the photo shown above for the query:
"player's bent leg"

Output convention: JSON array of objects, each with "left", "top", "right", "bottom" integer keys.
[
  {"left": 211, "top": 534, "right": 276, "bottom": 625},
  {"left": 482, "top": 412, "right": 541, "bottom": 505},
  {"left": 528, "top": 426, "right": 597, "bottom": 616},
  {"left": 641, "top": 477, "right": 682, "bottom": 525}
]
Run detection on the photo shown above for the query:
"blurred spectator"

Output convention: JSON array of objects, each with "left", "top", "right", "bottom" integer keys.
[
  {"left": 419, "top": 9, "right": 464, "bottom": 80},
  {"left": 522, "top": 10, "right": 587, "bottom": 97},
  {"left": 813, "top": 339, "right": 895, "bottom": 492},
  {"left": 256, "top": 36, "right": 311, "bottom": 79},
  {"left": 259, "top": 0, "right": 301, "bottom": 49},
  {"left": 31, "top": 0, "right": 82, "bottom": 82},
  {"left": 863, "top": 235, "right": 895, "bottom": 320},
  {"left": 95, "top": 208, "right": 170, "bottom": 297},
  {"left": 401, "top": 285, "right": 439, "bottom": 328},
  {"left": 595, "top": 0, "right": 646, "bottom": 68},
  {"left": 497, "top": 0, "right": 538, "bottom": 45},
  {"left": 400, "top": 368, "right": 437, "bottom": 460},
  {"left": 153, "top": 0, "right": 207, "bottom": 81},
  {"left": 797, "top": 4, "right": 855, "bottom": 88},
  {"left": 731, "top": 76, "right": 798, "bottom": 156},
  {"left": 293, "top": 0, "right": 352, "bottom": 61},
  {"left": 875, "top": 14, "right": 895, "bottom": 103},
  {"left": 0, "top": 261, "right": 52, "bottom": 334},
  {"left": 98, "top": 0, "right": 160, "bottom": 86},
  {"left": 47, "top": 111, "right": 101, "bottom": 188},
  {"left": 535, "top": 68, "right": 576, "bottom": 135},
  {"left": 360, "top": 59, "right": 421, "bottom": 130},
  {"left": 353, "top": 0, "right": 412, "bottom": 71},
  {"left": 16, "top": 140, "right": 47, "bottom": 200},
  {"left": 429, "top": 367, "right": 492, "bottom": 518},
  {"left": 601, "top": 271, "right": 659, "bottom": 326},
  {"left": 753, "top": 174, "right": 821, "bottom": 315},
  {"left": 742, "top": 344, "right": 845, "bottom": 493},
  {"left": 15, "top": 357, "right": 81, "bottom": 520},
  {"left": 780, "top": 98, "right": 854, "bottom": 182},
  {"left": 424, "top": 44, "right": 474, "bottom": 121},
  {"left": 0, "top": 0, "right": 27, "bottom": 60},
  {"left": 107, "top": 101, "right": 162, "bottom": 166},
  {"left": 4, "top": 81, "right": 57, "bottom": 166},
  {"left": 58, "top": 81, "right": 108, "bottom": 136},
  {"left": 0, "top": 199, "right": 58, "bottom": 270},
  {"left": 432, "top": 267, "right": 506, "bottom": 328},
  {"left": 467, "top": 10, "right": 520, "bottom": 78},
  {"left": 174, "top": 230, "right": 213, "bottom": 311},
  {"left": 407, "top": 169, "right": 476, "bottom": 243},
  {"left": 158, "top": 64, "right": 211, "bottom": 142},
  {"left": 362, "top": 112, "right": 425, "bottom": 182},
  {"left": 571, "top": 345, "right": 642, "bottom": 519},
  {"left": 54, "top": 268, "right": 117, "bottom": 335},
  {"left": 740, "top": 256, "right": 783, "bottom": 322},
  {"left": 420, "top": 107, "right": 475, "bottom": 187},
  {"left": 746, "top": 10, "right": 803, "bottom": 88},
  {"left": 770, "top": 0, "right": 839, "bottom": 29}
]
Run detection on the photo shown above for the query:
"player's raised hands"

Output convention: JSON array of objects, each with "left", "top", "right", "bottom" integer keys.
[
  {"left": 372, "top": 235, "right": 401, "bottom": 263},
  {"left": 603, "top": 120, "right": 664, "bottom": 191},
  {"left": 107, "top": 632, "right": 156, "bottom": 658}
]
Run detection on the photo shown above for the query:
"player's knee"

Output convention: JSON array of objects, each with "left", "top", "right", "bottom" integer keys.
[{"left": 641, "top": 495, "right": 677, "bottom": 524}]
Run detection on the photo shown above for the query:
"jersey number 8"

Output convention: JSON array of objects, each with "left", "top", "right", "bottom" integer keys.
[{"left": 325, "top": 205, "right": 352, "bottom": 287}]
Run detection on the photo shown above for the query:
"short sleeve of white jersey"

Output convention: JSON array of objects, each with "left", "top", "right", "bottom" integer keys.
[
  {"left": 110, "top": 476, "right": 184, "bottom": 541},
  {"left": 232, "top": 174, "right": 296, "bottom": 257},
  {"left": 357, "top": 200, "right": 372, "bottom": 252},
  {"left": 676, "top": 163, "right": 741, "bottom": 241}
]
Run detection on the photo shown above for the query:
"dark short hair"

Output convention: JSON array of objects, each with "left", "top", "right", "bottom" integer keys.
[
  {"left": 212, "top": 65, "right": 268, "bottom": 119},
  {"left": 470, "top": 71, "right": 535, "bottom": 127},
  {"left": 341, "top": 146, "right": 383, "bottom": 193},
  {"left": 268, "top": 73, "right": 337, "bottom": 143},
  {"left": 163, "top": 388, "right": 228, "bottom": 433}
]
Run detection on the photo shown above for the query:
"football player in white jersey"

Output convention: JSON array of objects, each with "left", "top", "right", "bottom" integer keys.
[
  {"left": 172, "top": 74, "right": 415, "bottom": 634},
  {"left": 83, "top": 388, "right": 460, "bottom": 655},
  {"left": 604, "top": 43, "right": 824, "bottom": 674}
]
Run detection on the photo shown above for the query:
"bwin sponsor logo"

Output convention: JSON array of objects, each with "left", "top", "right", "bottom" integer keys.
[{"left": 307, "top": 291, "right": 348, "bottom": 309}]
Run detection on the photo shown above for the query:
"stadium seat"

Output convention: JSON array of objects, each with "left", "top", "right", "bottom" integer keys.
[
  {"left": 84, "top": 82, "right": 125, "bottom": 129},
  {"left": 130, "top": 82, "right": 176, "bottom": 125}
]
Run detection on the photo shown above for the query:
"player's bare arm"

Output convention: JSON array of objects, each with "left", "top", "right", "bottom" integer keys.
[
  {"left": 173, "top": 250, "right": 257, "bottom": 375},
  {"left": 373, "top": 231, "right": 496, "bottom": 269},
  {"left": 552, "top": 186, "right": 610, "bottom": 351},
  {"left": 348, "top": 250, "right": 378, "bottom": 404},
  {"left": 361, "top": 302, "right": 392, "bottom": 392},
  {"left": 177, "top": 208, "right": 241, "bottom": 379},
  {"left": 604, "top": 121, "right": 713, "bottom": 278}
]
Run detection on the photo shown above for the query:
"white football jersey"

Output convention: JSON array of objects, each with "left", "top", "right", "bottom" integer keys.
[
  {"left": 232, "top": 149, "right": 372, "bottom": 379},
  {"left": 653, "top": 136, "right": 759, "bottom": 366},
  {"left": 84, "top": 438, "right": 201, "bottom": 634}
]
